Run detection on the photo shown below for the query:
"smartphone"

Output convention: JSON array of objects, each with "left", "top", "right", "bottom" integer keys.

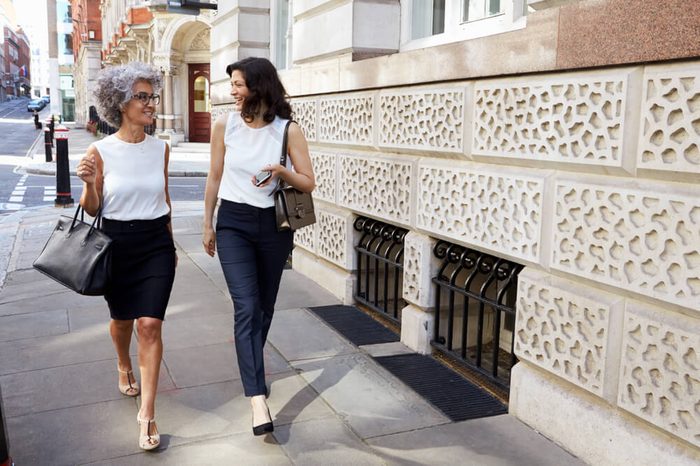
[{"left": 254, "top": 170, "right": 272, "bottom": 186}]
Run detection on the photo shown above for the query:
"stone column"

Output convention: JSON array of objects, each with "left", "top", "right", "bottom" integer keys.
[
  {"left": 156, "top": 86, "right": 164, "bottom": 131},
  {"left": 163, "top": 70, "right": 173, "bottom": 131},
  {"left": 400, "top": 232, "right": 439, "bottom": 354}
]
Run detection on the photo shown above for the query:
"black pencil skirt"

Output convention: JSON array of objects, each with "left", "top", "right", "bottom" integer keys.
[{"left": 102, "top": 215, "right": 176, "bottom": 321}]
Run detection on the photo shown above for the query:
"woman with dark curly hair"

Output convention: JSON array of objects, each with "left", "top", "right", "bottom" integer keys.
[
  {"left": 77, "top": 61, "right": 175, "bottom": 451},
  {"left": 202, "top": 57, "right": 315, "bottom": 436}
]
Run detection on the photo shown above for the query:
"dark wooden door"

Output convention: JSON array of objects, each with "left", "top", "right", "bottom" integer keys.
[{"left": 188, "top": 63, "right": 211, "bottom": 143}]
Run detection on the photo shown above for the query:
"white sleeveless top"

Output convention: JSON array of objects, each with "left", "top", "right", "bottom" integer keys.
[
  {"left": 94, "top": 134, "right": 170, "bottom": 221},
  {"left": 218, "top": 112, "right": 290, "bottom": 208}
]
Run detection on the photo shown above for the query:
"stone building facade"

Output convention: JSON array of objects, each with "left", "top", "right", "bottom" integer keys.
[
  {"left": 211, "top": 1, "right": 700, "bottom": 464},
  {"left": 99, "top": 0, "right": 213, "bottom": 143},
  {"left": 2, "top": 26, "right": 30, "bottom": 98},
  {"left": 71, "top": 0, "right": 103, "bottom": 127}
]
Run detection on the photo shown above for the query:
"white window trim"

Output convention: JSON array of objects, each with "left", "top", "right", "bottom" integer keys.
[
  {"left": 270, "top": 0, "right": 292, "bottom": 70},
  {"left": 400, "top": 0, "right": 527, "bottom": 53}
]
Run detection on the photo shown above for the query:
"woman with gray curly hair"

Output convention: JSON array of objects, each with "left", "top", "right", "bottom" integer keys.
[{"left": 77, "top": 61, "right": 175, "bottom": 451}]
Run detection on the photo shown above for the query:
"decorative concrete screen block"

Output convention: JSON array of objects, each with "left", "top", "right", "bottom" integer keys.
[
  {"left": 309, "top": 151, "right": 337, "bottom": 203},
  {"left": 338, "top": 154, "right": 413, "bottom": 225},
  {"left": 291, "top": 99, "right": 317, "bottom": 142},
  {"left": 211, "top": 104, "right": 236, "bottom": 122},
  {"left": 317, "top": 209, "right": 355, "bottom": 270},
  {"left": 551, "top": 180, "right": 700, "bottom": 311},
  {"left": 293, "top": 222, "right": 317, "bottom": 254},
  {"left": 319, "top": 94, "right": 374, "bottom": 146},
  {"left": 618, "top": 302, "right": 700, "bottom": 447},
  {"left": 415, "top": 162, "right": 544, "bottom": 263},
  {"left": 515, "top": 268, "right": 624, "bottom": 401},
  {"left": 473, "top": 73, "right": 629, "bottom": 166},
  {"left": 638, "top": 63, "right": 700, "bottom": 173},
  {"left": 403, "top": 232, "right": 438, "bottom": 308},
  {"left": 379, "top": 88, "right": 464, "bottom": 153}
]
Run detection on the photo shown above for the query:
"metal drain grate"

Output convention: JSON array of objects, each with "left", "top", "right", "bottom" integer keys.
[
  {"left": 308, "top": 305, "right": 399, "bottom": 346},
  {"left": 374, "top": 353, "right": 507, "bottom": 422}
]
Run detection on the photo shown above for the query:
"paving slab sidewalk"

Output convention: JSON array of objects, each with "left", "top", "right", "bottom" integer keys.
[
  {"left": 0, "top": 202, "right": 584, "bottom": 465},
  {"left": 21, "top": 124, "right": 209, "bottom": 177}
]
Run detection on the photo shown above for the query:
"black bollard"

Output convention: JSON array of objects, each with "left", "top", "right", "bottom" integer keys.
[
  {"left": 45, "top": 118, "right": 53, "bottom": 146},
  {"left": 44, "top": 128, "right": 53, "bottom": 162},
  {"left": 54, "top": 126, "right": 74, "bottom": 207},
  {"left": 0, "top": 384, "right": 11, "bottom": 466},
  {"left": 48, "top": 116, "right": 55, "bottom": 143}
]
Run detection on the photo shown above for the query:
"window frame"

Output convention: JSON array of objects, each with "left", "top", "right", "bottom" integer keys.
[
  {"left": 461, "top": 0, "right": 506, "bottom": 23},
  {"left": 270, "top": 0, "right": 291, "bottom": 71},
  {"left": 400, "top": 0, "right": 527, "bottom": 53}
]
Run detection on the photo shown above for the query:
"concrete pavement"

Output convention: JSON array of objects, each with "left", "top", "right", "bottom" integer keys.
[
  {"left": 22, "top": 124, "right": 209, "bottom": 177},
  {"left": 0, "top": 202, "right": 584, "bottom": 465}
]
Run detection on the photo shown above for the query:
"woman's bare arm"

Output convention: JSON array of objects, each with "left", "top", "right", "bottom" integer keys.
[{"left": 78, "top": 144, "right": 103, "bottom": 216}]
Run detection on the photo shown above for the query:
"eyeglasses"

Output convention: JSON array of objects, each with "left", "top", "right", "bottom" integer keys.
[{"left": 131, "top": 92, "right": 160, "bottom": 106}]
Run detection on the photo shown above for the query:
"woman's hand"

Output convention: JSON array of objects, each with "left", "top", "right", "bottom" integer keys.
[
  {"left": 77, "top": 154, "right": 97, "bottom": 184},
  {"left": 251, "top": 163, "right": 285, "bottom": 188},
  {"left": 203, "top": 227, "right": 216, "bottom": 257}
]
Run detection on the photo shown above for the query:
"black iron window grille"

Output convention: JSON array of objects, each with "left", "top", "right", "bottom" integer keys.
[
  {"left": 353, "top": 217, "right": 408, "bottom": 324},
  {"left": 432, "top": 240, "right": 523, "bottom": 392}
]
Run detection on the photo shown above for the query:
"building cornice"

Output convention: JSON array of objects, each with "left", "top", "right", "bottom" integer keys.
[{"left": 280, "top": 0, "right": 700, "bottom": 96}]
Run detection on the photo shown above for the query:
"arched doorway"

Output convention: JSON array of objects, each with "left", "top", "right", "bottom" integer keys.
[
  {"left": 188, "top": 64, "right": 211, "bottom": 142},
  {"left": 156, "top": 17, "right": 211, "bottom": 144}
]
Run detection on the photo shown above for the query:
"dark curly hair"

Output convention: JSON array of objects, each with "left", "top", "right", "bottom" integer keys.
[{"left": 226, "top": 57, "right": 292, "bottom": 123}]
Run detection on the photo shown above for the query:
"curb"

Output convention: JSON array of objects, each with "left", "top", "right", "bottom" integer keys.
[
  {"left": 25, "top": 131, "right": 44, "bottom": 159},
  {"left": 23, "top": 166, "right": 208, "bottom": 178}
]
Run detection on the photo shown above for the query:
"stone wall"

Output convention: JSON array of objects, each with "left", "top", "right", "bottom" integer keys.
[{"left": 286, "top": 62, "right": 700, "bottom": 463}]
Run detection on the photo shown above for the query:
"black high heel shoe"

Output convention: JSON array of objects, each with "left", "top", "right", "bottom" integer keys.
[{"left": 252, "top": 404, "right": 274, "bottom": 436}]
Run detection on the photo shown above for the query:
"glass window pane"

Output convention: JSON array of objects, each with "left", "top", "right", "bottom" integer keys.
[
  {"left": 193, "top": 76, "right": 209, "bottom": 113},
  {"left": 463, "top": 0, "right": 503, "bottom": 22},
  {"left": 275, "top": 0, "right": 289, "bottom": 69},
  {"left": 412, "top": 0, "right": 445, "bottom": 40},
  {"left": 433, "top": 0, "right": 445, "bottom": 35}
]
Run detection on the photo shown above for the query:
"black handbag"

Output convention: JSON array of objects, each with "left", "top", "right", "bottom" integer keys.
[
  {"left": 274, "top": 120, "right": 316, "bottom": 231},
  {"left": 33, "top": 205, "right": 112, "bottom": 296}
]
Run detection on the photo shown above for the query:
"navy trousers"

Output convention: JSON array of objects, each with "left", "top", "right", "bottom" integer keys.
[{"left": 216, "top": 200, "right": 293, "bottom": 396}]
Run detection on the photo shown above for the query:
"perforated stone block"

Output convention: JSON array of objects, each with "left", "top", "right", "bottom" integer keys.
[
  {"left": 379, "top": 87, "right": 465, "bottom": 153},
  {"left": 416, "top": 161, "right": 545, "bottom": 263},
  {"left": 515, "top": 268, "right": 624, "bottom": 401},
  {"left": 550, "top": 179, "right": 700, "bottom": 311},
  {"left": 338, "top": 153, "right": 413, "bottom": 225},
  {"left": 319, "top": 94, "right": 374, "bottom": 146},
  {"left": 638, "top": 62, "right": 700, "bottom": 174},
  {"left": 473, "top": 70, "right": 634, "bottom": 167},
  {"left": 402, "top": 232, "right": 438, "bottom": 309},
  {"left": 618, "top": 301, "right": 700, "bottom": 448}
]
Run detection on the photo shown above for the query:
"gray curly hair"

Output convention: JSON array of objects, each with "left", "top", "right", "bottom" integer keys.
[{"left": 93, "top": 62, "right": 162, "bottom": 128}]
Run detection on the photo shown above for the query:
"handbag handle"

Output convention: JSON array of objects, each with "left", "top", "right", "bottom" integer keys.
[{"left": 70, "top": 204, "right": 104, "bottom": 236}]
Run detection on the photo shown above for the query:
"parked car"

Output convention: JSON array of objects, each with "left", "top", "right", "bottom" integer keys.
[
  {"left": 40, "top": 95, "right": 50, "bottom": 104},
  {"left": 27, "top": 99, "right": 46, "bottom": 112}
]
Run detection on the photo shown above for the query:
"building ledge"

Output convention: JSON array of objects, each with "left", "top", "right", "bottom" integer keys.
[{"left": 280, "top": 0, "right": 700, "bottom": 96}]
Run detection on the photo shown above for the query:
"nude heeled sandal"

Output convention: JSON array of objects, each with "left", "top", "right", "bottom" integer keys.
[
  {"left": 117, "top": 367, "right": 140, "bottom": 397},
  {"left": 137, "top": 415, "right": 160, "bottom": 451}
]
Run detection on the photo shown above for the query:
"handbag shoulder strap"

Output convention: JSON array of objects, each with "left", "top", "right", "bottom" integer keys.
[{"left": 275, "top": 119, "right": 295, "bottom": 191}]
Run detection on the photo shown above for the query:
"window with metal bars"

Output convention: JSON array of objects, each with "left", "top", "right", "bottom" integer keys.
[
  {"left": 431, "top": 240, "right": 522, "bottom": 392},
  {"left": 353, "top": 217, "right": 407, "bottom": 324}
]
